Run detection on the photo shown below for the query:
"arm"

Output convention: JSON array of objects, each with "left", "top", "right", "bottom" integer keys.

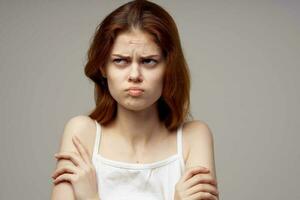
[
  {"left": 184, "top": 120, "right": 218, "bottom": 185},
  {"left": 50, "top": 115, "right": 97, "bottom": 200},
  {"left": 173, "top": 120, "right": 219, "bottom": 200}
]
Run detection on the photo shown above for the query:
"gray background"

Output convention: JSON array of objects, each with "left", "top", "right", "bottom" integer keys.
[{"left": 0, "top": 0, "right": 299, "bottom": 199}]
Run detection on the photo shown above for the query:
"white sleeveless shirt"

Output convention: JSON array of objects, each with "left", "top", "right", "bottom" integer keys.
[{"left": 92, "top": 120, "right": 186, "bottom": 200}]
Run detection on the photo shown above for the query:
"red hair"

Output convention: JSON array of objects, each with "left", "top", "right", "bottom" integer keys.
[{"left": 84, "top": 0, "right": 193, "bottom": 131}]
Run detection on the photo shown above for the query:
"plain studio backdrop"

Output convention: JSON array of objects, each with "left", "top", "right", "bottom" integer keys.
[{"left": 0, "top": 0, "right": 299, "bottom": 199}]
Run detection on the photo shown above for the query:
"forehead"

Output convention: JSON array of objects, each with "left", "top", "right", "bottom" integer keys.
[{"left": 111, "top": 29, "right": 161, "bottom": 55}]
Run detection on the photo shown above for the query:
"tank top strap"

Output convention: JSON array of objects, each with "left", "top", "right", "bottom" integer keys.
[
  {"left": 92, "top": 120, "right": 101, "bottom": 158},
  {"left": 176, "top": 123, "right": 183, "bottom": 157},
  {"left": 177, "top": 122, "right": 185, "bottom": 173}
]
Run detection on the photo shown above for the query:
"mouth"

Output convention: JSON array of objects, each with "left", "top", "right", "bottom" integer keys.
[{"left": 128, "top": 89, "right": 144, "bottom": 96}]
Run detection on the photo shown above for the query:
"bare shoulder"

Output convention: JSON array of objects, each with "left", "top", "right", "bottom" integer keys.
[
  {"left": 183, "top": 120, "right": 214, "bottom": 144},
  {"left": 182, "top": 119, "right": 217, "bottom": 179},
  {"left": 56, "top": 115, "right": 97, "bottom": 160},
  {"left": 63, "top": 115, "right": 96, "bottom": 133}
]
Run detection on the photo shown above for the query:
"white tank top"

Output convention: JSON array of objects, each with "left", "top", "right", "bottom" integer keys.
[{"left": 92, "top": 120, "right": 186, "bottom": 200}]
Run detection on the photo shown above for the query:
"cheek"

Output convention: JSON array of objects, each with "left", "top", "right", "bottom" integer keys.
[
  {"left": 148, "top": 70, "right": 164, "bottom": 94},
  {"left": 106, "top": 70, "right": 125, "bottom": 97},
  {"left": 153, "top": 76, "right": 163, "bottom": 90}
]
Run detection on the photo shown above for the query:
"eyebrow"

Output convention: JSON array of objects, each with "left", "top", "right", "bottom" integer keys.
[{"left": 111, "top": 54, "right": 161, "bottom": 59}]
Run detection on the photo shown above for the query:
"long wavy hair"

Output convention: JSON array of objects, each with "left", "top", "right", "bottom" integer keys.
[{"left": 84, "top": 0, "right": 193, "bottom": 131}]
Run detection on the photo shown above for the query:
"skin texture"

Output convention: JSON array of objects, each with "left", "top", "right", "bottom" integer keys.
[
  {"left": 50, "top": 28, "right": 219, "bottom": 200},
  {"left": 104, "top": 28, "right": 166, "bottom": 113}
]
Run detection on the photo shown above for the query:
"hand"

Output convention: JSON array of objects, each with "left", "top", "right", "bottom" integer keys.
[
  {"left": 52, "top": 135, "right": 99, "bottom": 200},
  {"left": 174, "top": 166, "right": 219, "bottom": 200}
]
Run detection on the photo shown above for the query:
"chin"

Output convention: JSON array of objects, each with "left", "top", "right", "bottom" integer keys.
[
  {"left": 120, "top": 99, "right": 157, "bottom": 112},
  {"left": 123, "top": 103, "right": 150, "bottom": 111}
]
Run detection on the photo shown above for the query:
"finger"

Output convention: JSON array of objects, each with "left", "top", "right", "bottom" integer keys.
[
  {"left": 189, "top": 191, "right": 217, "bottom": 200},
  {"left": 186, "top": 182, "right": 219, "bottom": 197},
  {"left": 55, "top": 151, "right": 85, "bottom": 168},
  {"left": 181, "top": 166, "right": 210, "bottom": 183},
  {"left": 72, "top": 135, "right": 91, "bottom": 164},
  {"left": 52, "top": 173, "right": 77, "bottom": 185},
  {"left": 185, "top": 173, "right": 218, "bottom": 188},
  {"left": 51, "top": 164, "right": 79, "bottom": 179}
]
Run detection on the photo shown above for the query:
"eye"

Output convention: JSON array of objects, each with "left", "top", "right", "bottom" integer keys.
[
  {"left": 141, "top": 59, "right": 157, "bottom": 65},
  {"left": 113, "top": 58, "right": 128, "bottom": 65}
]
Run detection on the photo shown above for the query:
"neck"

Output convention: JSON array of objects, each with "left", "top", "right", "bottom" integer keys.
[{"left": 109, "top": 102, "right": 167, "bottom": 149}]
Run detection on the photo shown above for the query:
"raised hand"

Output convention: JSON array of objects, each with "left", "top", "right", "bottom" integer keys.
[
  {"left": 174, "top": 166, "right": 219, "bottom": 200},
  {"left": 52, "top": 135, "right": 99, "bottom": 200}
]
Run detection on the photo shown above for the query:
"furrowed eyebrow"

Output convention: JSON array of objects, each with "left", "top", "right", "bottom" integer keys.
[{"left": 111, "top": 54, "right": 160, "bottom": 59}]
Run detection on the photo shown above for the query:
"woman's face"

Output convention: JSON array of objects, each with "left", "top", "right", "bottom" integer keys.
[{"left": 104, "top": 28, "right": 166, "bottom": 111}]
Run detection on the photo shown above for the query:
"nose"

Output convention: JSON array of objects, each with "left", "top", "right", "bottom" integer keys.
[{"left": 128, "top": 62, "right": 143, "bottom": 83}]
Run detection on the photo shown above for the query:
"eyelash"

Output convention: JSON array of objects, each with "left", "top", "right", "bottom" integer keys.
[{"left": 112, "top": 58, "right": 158, "bottom": 65}]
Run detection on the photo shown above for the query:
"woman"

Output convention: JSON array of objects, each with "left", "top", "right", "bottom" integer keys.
[{"left": 51, "top": 0, "right": 219, "bottom": 199}]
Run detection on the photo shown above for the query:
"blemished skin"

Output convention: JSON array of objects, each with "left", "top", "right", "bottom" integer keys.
[{"left": 51, "top": 28, "right": 219, "bottom": 200}]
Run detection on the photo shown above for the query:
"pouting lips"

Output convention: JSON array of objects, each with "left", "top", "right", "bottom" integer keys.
[{"left": 128, "top": 89, "right": 144, "bottom": 96}]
